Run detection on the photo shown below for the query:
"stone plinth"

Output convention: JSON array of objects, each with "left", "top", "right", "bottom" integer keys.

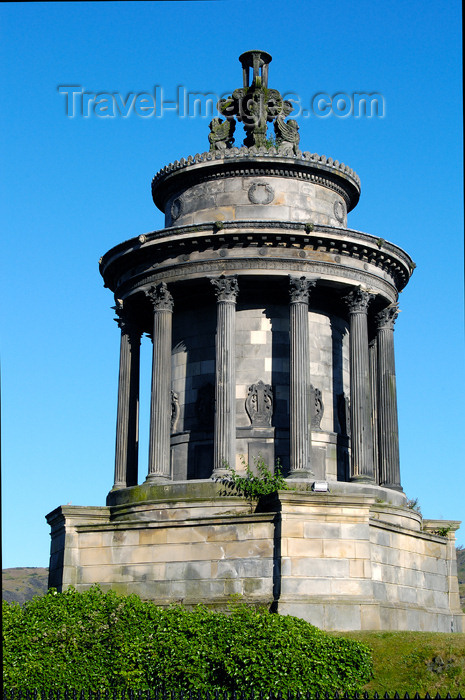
[{"left": 46, "top": 483, "right": 464, "bottom": 632}]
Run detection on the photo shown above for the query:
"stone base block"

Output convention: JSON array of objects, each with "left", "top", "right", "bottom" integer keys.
[{"left": 46, "top": 482, "right": 464, "bottom": 632}]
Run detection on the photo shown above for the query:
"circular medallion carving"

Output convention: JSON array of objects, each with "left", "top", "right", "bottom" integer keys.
[
  {"left": 333, "top": 200, "right": 345, "bottom": 223},
  {"left": 248, "top": 182, "right": 275, "bottom": 205},
  {"left": 170, "top": 198, "right": 183, "bottom": 221}
]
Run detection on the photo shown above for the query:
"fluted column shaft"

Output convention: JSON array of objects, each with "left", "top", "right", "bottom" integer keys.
[
  {"left": 344, "top": 288, "right": 375, "bottom": 482},
  {"left": 369, "top": 338, "right": 379, "bottom": 484},
  {"left": 376, "top": 304, "right": 402, "bottom": 490},
  {"left": 113, "top": 308, "right": 141, "bottom": 489},
  {"left": 289, "top": 276, "right": 315, "bottom": 477},
  {"left": 146, "top": 283, "right": 173, "bottom": 481},
  {"left": 211, "top": 276, "right": 239, "bottom": 475}
]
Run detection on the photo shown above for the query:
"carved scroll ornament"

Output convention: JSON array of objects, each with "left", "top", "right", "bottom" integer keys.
[
  {"left": 310, "top": 384, "right": 324, "bottom": 429},
  {"left": 245, "top": 380, "right": 273, "bottom": 427}
]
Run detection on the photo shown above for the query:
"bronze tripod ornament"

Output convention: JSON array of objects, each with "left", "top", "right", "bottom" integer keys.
[{"left": 209, "top": 50, "right": 297, "bottom": 151}]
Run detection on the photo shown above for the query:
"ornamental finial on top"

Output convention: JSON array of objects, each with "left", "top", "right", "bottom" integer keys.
[{"left": 208, "top": 50, "right": 298, "bottom": 152}]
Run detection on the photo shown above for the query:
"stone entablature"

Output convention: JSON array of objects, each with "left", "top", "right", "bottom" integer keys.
[{"left": 100, "top": 221, "right": 414, "bottom": 298}]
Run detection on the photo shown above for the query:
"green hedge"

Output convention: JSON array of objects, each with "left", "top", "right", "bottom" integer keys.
[{"left": 3, "top": 587, "right": 373, "bottom": 693}]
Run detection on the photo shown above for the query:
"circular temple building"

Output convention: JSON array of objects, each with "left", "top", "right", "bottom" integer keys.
[{"left": 47, "top": 51, "right": 463, "bottom": 632}]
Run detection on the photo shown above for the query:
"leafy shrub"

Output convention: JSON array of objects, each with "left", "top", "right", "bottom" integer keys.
[
  {"left": 3, "top": 586, "right": 373, "bottom": 693},
  {"left": 218, "top": 457, "right": 291, "bottom": 511}
]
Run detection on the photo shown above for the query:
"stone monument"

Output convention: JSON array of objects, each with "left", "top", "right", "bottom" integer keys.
[{"left": 47, "top": 51, "right": 463, "bottom": 632}]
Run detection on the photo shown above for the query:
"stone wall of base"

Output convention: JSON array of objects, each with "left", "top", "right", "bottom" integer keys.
[{"left": 46, "top": 482, "right": 464, "bottom": 632}]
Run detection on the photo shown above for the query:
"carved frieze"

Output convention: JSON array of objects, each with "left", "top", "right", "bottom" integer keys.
[
  {"left": 245, "top": 380, "right": 273, "bottom": 427},
  {"left": 310, "top": 384, "right": 324, "bottom": 430},
  {"left": 154, "top": 164, "right": 354, "bottom": 209},
  {"left": 119, "top": 259, "right": 396, "bottom": 304}
]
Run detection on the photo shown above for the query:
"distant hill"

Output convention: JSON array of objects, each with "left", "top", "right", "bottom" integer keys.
[
  {"left": 3, "top": 548, "right": 465, "bottom": 610},
  {"left": 2, "top": 567, "right": 49, "bottom": 604}
]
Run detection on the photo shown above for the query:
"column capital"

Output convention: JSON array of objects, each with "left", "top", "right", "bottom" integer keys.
[
  {"left": 113, "top": 299, "right": 141, "bottom": 345},
  {"left": 211, "top": 275, "right": 239, "bottom": 302},
  {"left": 375, "top": 303, "right": 400, "bottom": 330},
  {"left": 344, "top": 287, "right": 374, "bottom": 314},
  {"left": 145, "top": 282, "right": 174, "bottom": 312},
  {"left": 289, "top": 276, "right": 316, "bottom": 304}
]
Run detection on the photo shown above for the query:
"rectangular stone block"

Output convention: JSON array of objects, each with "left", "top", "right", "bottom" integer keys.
[
  {"left": 329, "top": 578, "right": 373, "bottom": 597},
  {"left": 223, "top": 177, "right": 243, "bottom": 193},
  {"left": 323, "top": 540, "right": 356, "bottom": 558},
  {"left": 193, "top": 207, "right": 235, "bottom": 224},
  {"left": 217, "top": 558, "right": 272, "bottom": 579},
  {"left": 243, "top": 576, "right": 272, "bottom": 596},
  {"left": 250, "top": 330, "right": 267, "bottom": 344},
  {"left": 360, "top": 604, "right": 381, "bottom": 630},
  {"left": 139, "top": 529, "right": 169, "bottom": 545},
  {"left": 303, "top": 522, "right": 341, "bottom": 539},
  {"left": 326, "top": 603, "right": 362, "bottom": 631},
  {"left": 349, "top": 559, "right": 365, "bottom": 578},
  {"left": 165, "top": 560, "right": 212, "bottom": 580},
  {"left": 79, "top": 547, "right": 113, "bottom": 566},
  {"left": 281, "top": 518, "right": 304, "bottom": 538},
  {"left": 291, "top": 557, "right": 349, "bottom": 578},
  {"left": 235, "top": 205, "right": 290, "bottom": 220},
  {"left": 285, "top": 538, "right": 324, "bottom": 557},
  {"left": 78, "top": 532, "right": 105, "bottom": 548},
  {"left": 222, "top": 539, "right": 273, "bottom": 559},
  {"left": 78, "top": 565, "right": 118, "bottom": 584}
]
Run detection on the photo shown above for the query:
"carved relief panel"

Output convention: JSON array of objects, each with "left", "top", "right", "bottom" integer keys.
[{"left": 245, "top": 380, "right": 273, "bottom": 427}]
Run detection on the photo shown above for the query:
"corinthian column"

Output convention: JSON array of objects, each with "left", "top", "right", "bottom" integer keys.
[
  {"left": 289, "top": 276, "right": 316, "bottom": 478},
  {"left": 145, "top": 283, "right": 173, "bottom": 482},
  {"left": 113, "top": 300, "right": 141, "bottom": 489},
  {"left": 344, "top": 287, "right": 375, "bottom": 483},
  {"left": 375, "top": 304, "right": 402, "bottom": 490},
  {"left": 211, "top": 275, "right": 239, "bottom": 476}
]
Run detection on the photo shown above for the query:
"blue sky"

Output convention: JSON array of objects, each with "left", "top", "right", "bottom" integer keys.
[{"left": 1, "top": 0, "right": 463, "bottom": 568}]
